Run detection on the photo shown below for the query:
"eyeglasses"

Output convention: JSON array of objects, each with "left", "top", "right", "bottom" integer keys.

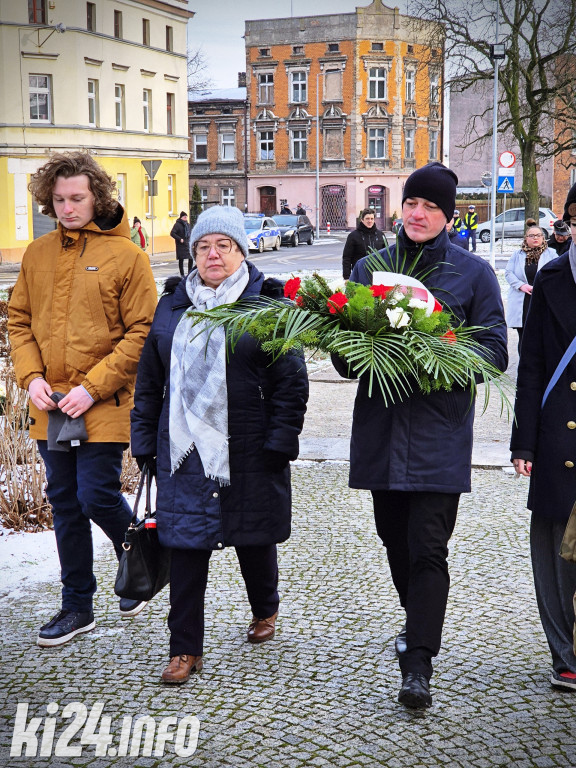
[
  {"left": 194, "top": 238, "right": 234, "bottom": 257},
  {"left": 526, "top": 233, "right": 543, "bottom": 238}
]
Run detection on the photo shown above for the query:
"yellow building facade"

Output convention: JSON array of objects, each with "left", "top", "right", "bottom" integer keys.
[{"left": 0, "top": 0, "right": 192, "bottom": 262}]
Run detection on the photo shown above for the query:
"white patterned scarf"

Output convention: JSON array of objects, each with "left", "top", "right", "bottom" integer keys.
[{"left": 169, "top": 261, "right": 249, "bottom": 483}]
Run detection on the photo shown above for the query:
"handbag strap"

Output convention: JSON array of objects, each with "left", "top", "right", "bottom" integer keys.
[
  {"left": 541, "top": 335, "right": 576, "bottom": 408},
  {"left": 129, "top": 466, "right": 152, "bottom": 525}
]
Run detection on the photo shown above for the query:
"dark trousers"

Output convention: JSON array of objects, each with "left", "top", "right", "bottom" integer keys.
[
  {"left": 178, "top": 257, "right": 193, "bottom": 276},
  {"left": 372, "top": 490, "right": 460, "bottom": 679},
  {"left": 38, "top": 441, "right": 132, "bottom": 612},
  {"left": 168, "top": 544, "right": 279, "bottom": 656},
  {"left": 530, "top": 514, "right": 576, "bottom": 674},
  {"left": 467, "top": 230, "right": 477, "bottom": 252}
]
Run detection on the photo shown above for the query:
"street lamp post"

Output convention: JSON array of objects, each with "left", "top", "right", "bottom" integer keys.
[
  {"left": 489, "top": 4, "right": 506, "bottom": 270},
  {"left": 315, "top": 70, "right": 321, "bottom": 240}
]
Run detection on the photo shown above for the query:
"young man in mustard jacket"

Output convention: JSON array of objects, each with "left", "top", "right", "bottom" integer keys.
[{"left": 8, "top": 152, "right": 158, "bottom": 647}]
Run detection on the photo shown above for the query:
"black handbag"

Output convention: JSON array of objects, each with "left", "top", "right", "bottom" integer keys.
[{"left": 114, "top": 466, "right": 171, "bottom": 602}]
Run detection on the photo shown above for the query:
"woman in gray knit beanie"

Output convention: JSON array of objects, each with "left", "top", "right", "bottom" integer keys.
[{"left": 131, "top": 205, "right": 309, "bottom": 684}]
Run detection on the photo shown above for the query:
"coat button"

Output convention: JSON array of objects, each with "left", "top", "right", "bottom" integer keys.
[
  {"left": 572, "top": 382, "right": 576, "bottom": 391},
  {"left": 212, "top": 492, "right": 219, "bottom": 498},
  {"left": 566, "top": 461, "right": 575, "bottom": 468},
  {"left": 568, "top": 421, "right": 576, "bottom": 430}
]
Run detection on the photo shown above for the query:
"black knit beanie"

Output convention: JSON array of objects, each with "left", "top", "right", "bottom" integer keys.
[
  {"left": 563, "top": 182, "right": 576, "bottom": 223},
  {"left": 402, "top": 162, "right": 458, "bottom": 223}
]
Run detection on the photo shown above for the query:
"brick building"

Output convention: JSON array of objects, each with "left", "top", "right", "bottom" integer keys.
[
  {"left": 188, "top": 84, "right": 248, "bottom": 213},
  {"left": 244, "top": 0, "right": 444, "bottom": 230}
]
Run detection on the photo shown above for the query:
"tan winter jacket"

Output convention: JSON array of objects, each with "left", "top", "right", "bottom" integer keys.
[{"left": 8, "top": 206, "right": 158, "bottom": 443}]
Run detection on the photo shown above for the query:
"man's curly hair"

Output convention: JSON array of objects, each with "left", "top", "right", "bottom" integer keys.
[{"left": 28, "top": 152, "right": 118, "bottom": 219}]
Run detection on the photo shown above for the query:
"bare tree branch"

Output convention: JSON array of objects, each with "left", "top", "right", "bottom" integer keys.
[{"left": 187, "top": 47, "right": 213, "bottom": 94}]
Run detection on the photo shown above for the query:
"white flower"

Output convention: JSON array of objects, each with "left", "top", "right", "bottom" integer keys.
[
  {"left": 408, "top": 298, "right": 428, "bottom": 310},
  {"left": 386, "top": 307, "right": 411, "bottom": 328},
  {"left": 328, "top": 277, "right": 346, "bottom": 293}
]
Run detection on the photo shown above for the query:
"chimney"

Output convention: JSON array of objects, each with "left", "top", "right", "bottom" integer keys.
[{"left": 238, "top": 72, "right": 246, "bottom": 88}]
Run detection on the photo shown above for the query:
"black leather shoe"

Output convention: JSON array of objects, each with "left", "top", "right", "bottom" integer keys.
[
  {"left": 398, "top": 673, "right": 432, "bottom": 709},
  {"left": 119, "top": 598, "right": 148, "bottom": 617},
  {"left": 395, "top": 625, "right": 407, "bottom": 656}
]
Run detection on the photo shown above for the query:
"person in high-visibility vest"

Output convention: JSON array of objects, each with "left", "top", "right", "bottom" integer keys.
[{"left": 463, "top": 205, "right": 478, "bottom": 252}]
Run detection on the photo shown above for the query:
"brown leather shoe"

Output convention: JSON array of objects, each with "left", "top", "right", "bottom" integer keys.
[
  {"left": 161, "top": 655, "right": 203, "bottom": 684},
  {"left": 247, "top": 611, "right": 278, "bottom": 644}
]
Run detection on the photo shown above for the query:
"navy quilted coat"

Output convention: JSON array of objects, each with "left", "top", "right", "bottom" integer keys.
[
  {"left": 130, "top": 263, "right": 309, "bottom": 550},
  {"left": 334, "top": 228, "right": 508, "bottom": 494}
]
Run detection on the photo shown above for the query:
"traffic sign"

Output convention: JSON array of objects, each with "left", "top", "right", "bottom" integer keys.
[
  {"left": 481, "top": 171, "right": 492, "bottom": 188},
  {"left": 141, "top": 160, "right": 162, "bottom": 179},
  {"left": 499, "top": 151, "right": 516, "bottom": 168},
  {"left": 497, "top": 174, "right": 515, "bottom": 193}
]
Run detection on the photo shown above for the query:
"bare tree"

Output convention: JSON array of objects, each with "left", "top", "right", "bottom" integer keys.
[
  {"left": 407, "top": 0, "right": 576, "bottom": 220},
  {"left": 187, "top": 47, "right": 213, "bottom": 94}
]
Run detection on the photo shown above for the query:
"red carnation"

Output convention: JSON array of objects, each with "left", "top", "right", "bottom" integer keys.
[
  {"left": 284, "top": 277, "right": 301, "bottom": 301},
  {"left": 441, "top": 329, "right": 457, "bottom": 344},
  {"left": 433, "top": 298, "right": 443, "bottom": 313},
  {"left": 327, "top": 292, "right": 348, "bottom": 314},
  {"left": 371, "top": 285, "right": 391, "bottom": 299},
  {"left": 295, "top": 295, "right": 304, "bottom": 307}
]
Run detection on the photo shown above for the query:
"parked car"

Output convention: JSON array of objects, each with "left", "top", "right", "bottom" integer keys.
[
  {"left": 477, "top": 207, "right": 558, "bottom": 242},
  {"left": 391, "top": 217, "right": 403, "bottom": 234},
  {"left": 273, "top": 214, "right": 315, "bottom": 247},
  {"left": 243, "top": 214, "right": 281, "bottom": 252}
]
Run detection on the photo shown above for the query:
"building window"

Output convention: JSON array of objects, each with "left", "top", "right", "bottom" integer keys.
[
  {"left": 430, "top": 71, "right": 439, "bottom": 104},
  {"left": 405, "top": 69, "right": 415, "bottom": 102},
  {"left": 28, "top": 0, "right": 46, "bottom": 23},
  {"left": 167, "top": 174, "right": 176, "bottom": 215},
  {"left": 371, "top": 42, "right": 384, "bottom": 51},
  {"left": 194, "top": 134, "right": 207, "bottom": 161},
  {"left": 116, "top": 173, "right": 127, "bottom": 207},
  {"left": 571, "top": 167, "right": 576, "bottom": 186},
  {"left": 405, "top": 127, "right": 415, "bottom": 159},
  {"left": 291, "top": 129, "right": 307, "bottom": 160},
  {"left": 368, "top": 127, "right": 387, "bottom": 159},
  {"left": 258, "top": 131, "right": 274, "bottom": 161},
  {"left": 114, "top": 84, "right": 125, "bottom": 130},
  {"left": 429, "top": 129, "right": 439, "bottom": 160},
  {"left": 200, "top": 188, "right": 208, "bottom": 209},
  {"left": 166, "top": 26, "right": 173, "bottom": 52},
  {"left": 259, "top": 73, "right": 274, "bottom": 104},
  {"left": 143, "top": 89, "right": 151, "bottom": 132},
  {"left": 144, "top": 175, "right": 152, "bottom": 217},
  {"left": 324, "top": 127, "right": 344, "bottom": 159},
  {"left": 114, "top": 10, "right": 123, "bottom": 39},
  {"left": 87, "top": 79, "right": 99, "bottom": 127},
  {"left": 29, "top": 74, "right": 52, "bottom": 122},
  {"left": 291, "top": 72, "right": 307, "bottom": 103},
  {"left": 327, "top": 43, "right": 339, "bottom": 52},
  {"left": 166, "top": 93, "right": 174, "bottom": 134},
  {"left": 221, "top": 188, "right": 235, "bottom": 206},
  {"left": 220, "top": 131, "right": 235, "bottom": 161},
  {"left": 292, "top": 45, "right": 304, "bottom": 55},
  {"left": 86, "top": 2, "right": 96, "bottom": 31},
  {"left": 407, "top": 45, "right": 414, "bottom": 54},
  {"left": 142, "top": 18, "right": 150, "bottom": 46},
  {"left": 368, "top": 68, "right": 387, "bottom": 100},
  {"left": 259, "top": 48, "right": 270, "bottom": 57}
]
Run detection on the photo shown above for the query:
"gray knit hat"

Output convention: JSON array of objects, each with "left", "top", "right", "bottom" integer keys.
[{"left": 189, "top": 205, "right": 249, "bottom": 259}]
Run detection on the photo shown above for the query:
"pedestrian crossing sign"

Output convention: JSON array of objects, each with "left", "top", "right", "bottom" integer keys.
[{"left": 497, "top": 172, "right": 515, "bottom": 193}]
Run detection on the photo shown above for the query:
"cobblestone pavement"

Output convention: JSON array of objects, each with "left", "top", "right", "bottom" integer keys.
[{"left": 2, "top": 456, "right": 576, "bottom": 767}]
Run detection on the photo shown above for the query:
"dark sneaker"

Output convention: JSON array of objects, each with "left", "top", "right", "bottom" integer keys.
[
  {"left": 37, "top": 610, "right": 95, "bottom": 647},
  {"left": 119, "top": 598, "right": 148, "bottom": 618},
  {"left": 550, "top": 670, "right": 576, "bottom": 691}
]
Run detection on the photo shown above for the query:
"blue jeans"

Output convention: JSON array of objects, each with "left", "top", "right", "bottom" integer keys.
[{"left": 38, "top": 441, "right": 132, "bottom": 612}]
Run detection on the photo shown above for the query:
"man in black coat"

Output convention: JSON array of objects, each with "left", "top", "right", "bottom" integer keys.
[
  {"left": 547, "top": 219, "right": 572, "bottom": 256},
  {"left": 170, "top": 211, "right": 192, "bottom": 276},
  {"left": 334, "top": 163, "right": 508, "bottom": 709},
  {"left": 342, "top": 208, "right": 387, "bottom": 279}
]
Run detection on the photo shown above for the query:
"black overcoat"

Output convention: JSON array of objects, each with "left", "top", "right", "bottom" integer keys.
[
  {"left": 170, "top": 218, "right": 191, "bottom": 260},
  {"left": 130, "top": 263, "right": 309, "bottom": 549},
  {"left": 510, "top": 252, "right": 576, "bottom": 522},
  {"left": 334, "top": 228, "right": 508, "bottom": 494},
  {"left": 342, "top": 222, "right": 387, "bottom": 279}
]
